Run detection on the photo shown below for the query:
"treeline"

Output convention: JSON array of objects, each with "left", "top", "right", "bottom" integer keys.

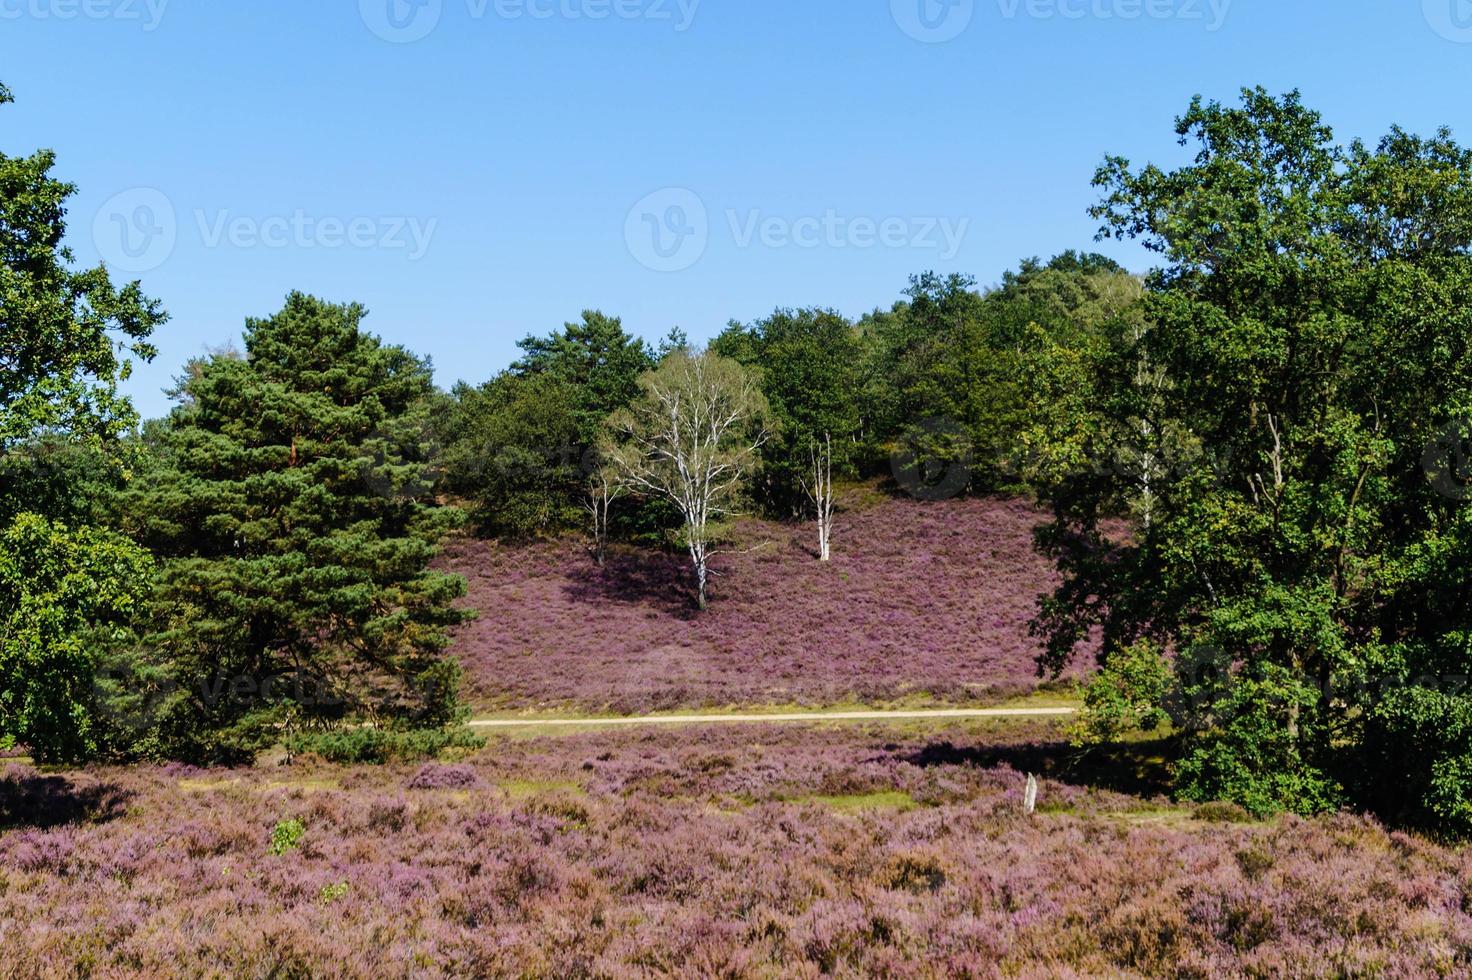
[
  {"left": 12, "top": 81, "right": 1472, "bottom": 839},
  {"left": 0, "top": 76, "right": 1135, "bottom": 764},
  {"left": 435, "top": 256, "right": 1143, "bottom": 540}
]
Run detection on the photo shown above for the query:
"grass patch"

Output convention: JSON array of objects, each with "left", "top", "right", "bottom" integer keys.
[
  {"left": 178, "top": 778, "right": 243, "bottom": 794},
  {"left": 794, "top": 790, "right": 918, "bottom": 813},
  {"left": 497, "top": 778, "right": 587, "bottom": 799}
]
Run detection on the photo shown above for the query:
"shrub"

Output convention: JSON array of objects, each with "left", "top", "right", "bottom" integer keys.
[
  {"left": 319, "top": 881, "right": 349, "bottom": 904},
  {"left": 408, "top": 764, "right": 481, "bottom": 790},
  {"left": 1194, "top": 801, "right": 1254, "bottom": 824},
  {"left": 287, "top": 727, "right": 486, "bottom": 765},
  {"left": 268, "top": 819, "right": 305, "bottom": 856},
  {"left": 1068, "top": 640, "right": 1171, "bottom": 747}
]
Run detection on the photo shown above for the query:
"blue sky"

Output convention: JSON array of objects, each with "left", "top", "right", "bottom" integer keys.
[{"left": 4, "top": 0, "right": 1471, "bottom": 419}]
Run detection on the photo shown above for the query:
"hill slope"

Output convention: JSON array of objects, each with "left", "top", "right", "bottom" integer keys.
[{"left": 441, "top": 494, "right": 1088, "bottom": 712}]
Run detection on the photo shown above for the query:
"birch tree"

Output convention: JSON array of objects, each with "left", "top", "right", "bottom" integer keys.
[
  {"left": 801, "top": 432, "right": 836, "bottom": 561},
  {"left": 608, "top": 350, "right": 769, "bottom": 609},
  {"left": 582, "top": 442, "right": 626, "bottom": 567}
]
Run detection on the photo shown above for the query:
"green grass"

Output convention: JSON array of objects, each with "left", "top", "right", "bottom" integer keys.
[
  {"left": 791, "top": 790, "right": 919, "bottom": 813},
  {"left": 497, "top": 778, "right": 587, "bottom": 799}
]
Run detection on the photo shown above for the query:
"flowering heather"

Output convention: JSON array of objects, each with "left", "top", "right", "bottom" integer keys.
[
  {"left": 1, "top": 723, "right": 1469, "bottom": 977},
  {"left": 441, "top": 494, "right": 1090, "bottom": 712}
]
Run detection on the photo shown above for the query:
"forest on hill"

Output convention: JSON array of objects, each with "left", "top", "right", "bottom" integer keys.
[{"left": 10, "top": 81, "right": 1472, "bottom": 844}]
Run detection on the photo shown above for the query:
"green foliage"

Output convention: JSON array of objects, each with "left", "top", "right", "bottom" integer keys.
[
  {"left": 1193, "top": 800, "right": 1254, "bottom": 824},
  {"left": 438, "top": 373, "right": 584, "bottom": 536},
  {"left": 438, "top": 310, "right": 655, "bottom": 538},
  {"left": 1172, "top": 660, "right": 1344, "bottom": 818},
  {"left": 854, "top": 259, "right": 1141, "bottom": 496},
  {"left": 0, "top": 84, "right": 162, "bottom": 762},
  {"left": 513, "top": 310, "right": 654, "bottom": 447},
  {"left": 0, "top": 514, "right": 152, "bottom": 762},
  {"left": 0, "top": 88, "right": 163, "bottom": 489},
  {"left": 714, "top": 308, "right": 862, "bottom": 514},
  {"left": 1068, "top": 640, "right": 1171, "bottom": 747},
  {"left": 126, "top": 293, "right": 468, "bottom": 761},
  {"left": 319, "top": 881, "right": 350, "bottom": 904},
  {"left": 268, "top": 819, "right": 305, "bottom": 856},
  {"left": 285, "top": 726, "right": 485, "bottom": 765},
  {"left": 1036, "top": 87, "right": 1472, "bottom": 824},
  {"left": 1361, "top": 684, "right": 1472, "bottom": 837}
]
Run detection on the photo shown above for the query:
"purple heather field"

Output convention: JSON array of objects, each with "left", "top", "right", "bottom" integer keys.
[
  {"left": 441, "top": 494, "right": 1087, "bottom": 713},
  {"left": 2, "top": 724, "right": 1468, "bottom": 977}
]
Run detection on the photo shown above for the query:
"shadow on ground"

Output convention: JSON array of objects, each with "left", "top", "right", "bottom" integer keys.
[
  {"left": 561, "top": 547, "right": 701, "bottom": 618},
  {"left": 904, "top": 736, "right": 1178, "bottom": 799},
  {"left": 1, "top": 769, "right": 132, "bottom": 829}
]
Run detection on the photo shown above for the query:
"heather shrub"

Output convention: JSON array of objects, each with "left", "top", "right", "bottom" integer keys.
[
  {"left": 3, "top": 725, "right": 1470, "bottom": 975},
  {"left": 366, "top": 800, "right": 408, "bottom": 831},
  {"left": 879, "top": 853, "right": 948, "bottom": 893},
  {"left": 0, "top": 766, "right": 130, "bottom": 829},
  {"left": 287, "top": 727, "right": 485, "bottom": 765},
  {"left": 408, "top": 763, "right": 481, "bottom": 790},
  {"left": 441, "top": 494, "right": 1086, "bottom": 713}
]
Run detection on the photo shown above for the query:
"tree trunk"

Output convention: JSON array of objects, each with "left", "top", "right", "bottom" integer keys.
[
  {"left": 693, "top": 548, "right": 709, "bottom": 610},
  {"left": 811, "top": 433, "right": 835, "bottom": 562}
]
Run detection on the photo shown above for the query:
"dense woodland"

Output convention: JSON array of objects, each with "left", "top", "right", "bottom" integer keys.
[{"left": 9, "top": 81, "right": 1472, "bottom": 838}]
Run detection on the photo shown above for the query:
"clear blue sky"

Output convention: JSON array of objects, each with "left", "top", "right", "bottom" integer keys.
[{"left": 4, "top": 0, "right": 1470, "bottom": 419}]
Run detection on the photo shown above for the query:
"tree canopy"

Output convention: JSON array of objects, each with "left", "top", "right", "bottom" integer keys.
[
  {"left": 125, "top": 293, "right": 467, "bottom": 760},
  {"left": 1038, "top": 87, "right": 1472, "bottom": 828}
]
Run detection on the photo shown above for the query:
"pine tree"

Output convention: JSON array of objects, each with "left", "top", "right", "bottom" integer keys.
[{"left": 126, "top": 293, "right": 467, "bottom": 759}]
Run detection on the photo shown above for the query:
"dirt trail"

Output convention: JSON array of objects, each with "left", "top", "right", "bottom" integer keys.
[{"left": 469, "top": 707, "right": 1077, "bottom": 730}]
